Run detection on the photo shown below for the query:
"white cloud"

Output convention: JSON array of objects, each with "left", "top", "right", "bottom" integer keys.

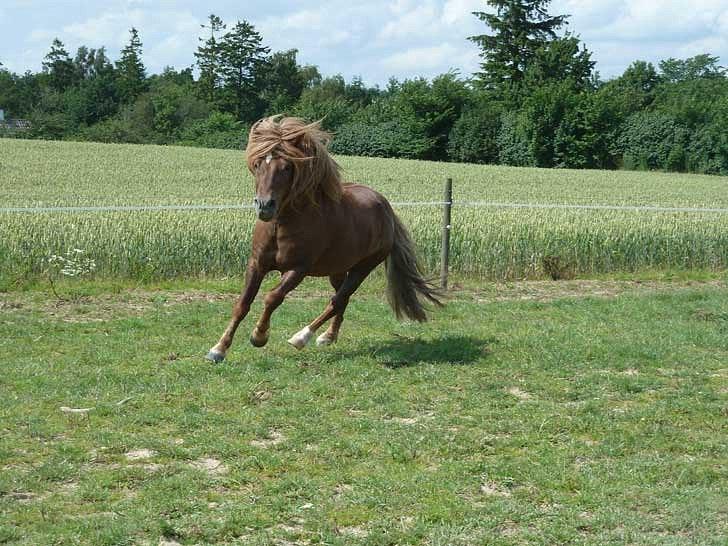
[
  {"left": 443, "top": 0, "right": 484, "bottom": 25},
  {"left": 28, "top": 28, "right": 55, "bottom": 43},
  {"left": 552, "top": 0, "right": 728, "bottom": 77},
  {"left": 257, "top": 6, "right": 356, "bottom": 49},
  {"left": 2, "top": 0, "right": 728, "bottom": 85},
  {"left": 24, "top": 8, "right": 203, "bottom": 73},
  {"left": 381, "top": 43, "right": 461, "bottom": 72},
  {"left": 282, "top": 9, "right": 324, "bottom": 29},
  {"left": 61, "top": 9, "right": 145, "bottom": 48},
  {"left": 678, "top": 36, "right": 728, "bottom": 59},
  {"left": 379, "top": 2, "right": 441, "bottom": 40}
]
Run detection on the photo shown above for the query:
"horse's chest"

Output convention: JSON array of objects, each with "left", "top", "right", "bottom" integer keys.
[{"left": 271, "top": 230, "right": 321, "bottom": 271}]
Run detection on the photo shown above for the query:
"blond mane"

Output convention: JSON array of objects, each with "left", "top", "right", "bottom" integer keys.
[{"left": 245, "top": 116, "right": 343, "bottom": 211}]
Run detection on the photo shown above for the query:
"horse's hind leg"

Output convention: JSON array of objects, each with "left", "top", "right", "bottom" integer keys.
[
  {"left": 315, "top": 273, "right": 346, "bottom": 347},
  {"left": 289, "top": 255, "right": 384, "bottom": 350}
]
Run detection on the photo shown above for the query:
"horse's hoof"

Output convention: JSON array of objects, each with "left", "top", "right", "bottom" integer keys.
[
  {"left": 250, "top": 328, "right": 269, "bottom": 347},
  {"left": 288, "top": 326, "right": 313, "bottom": 350},
  {"left": 316, "top": 332, "right": 335, "bottom": 347},
  {"left": 206, "top": 350, "right": 225, "bottom": 363}
]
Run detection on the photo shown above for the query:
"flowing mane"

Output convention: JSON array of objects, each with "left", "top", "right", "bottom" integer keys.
[{"left": 245, "top": 116, "right": 343, "bottom": 209}]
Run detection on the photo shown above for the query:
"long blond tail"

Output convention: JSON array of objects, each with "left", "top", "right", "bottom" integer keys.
[{"left": 385, "top": 214, "right": 443, "bottom": 321}]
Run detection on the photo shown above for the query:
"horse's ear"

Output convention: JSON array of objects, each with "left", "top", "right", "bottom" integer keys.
[
  {"left": 296, "top": 133, "right": 314, "bottom": 157},
  {"left": 250, "top": 119, "right": 263, "bottom": 136}
]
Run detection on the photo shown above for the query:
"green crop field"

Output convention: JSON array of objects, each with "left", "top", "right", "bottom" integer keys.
[{"left": 2, "top": 138, "right": 728, "bottom": 284}]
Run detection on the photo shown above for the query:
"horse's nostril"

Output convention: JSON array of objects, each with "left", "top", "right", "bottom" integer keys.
[{"left": 254, "top": 197, "right": 275, "bottom": 210}]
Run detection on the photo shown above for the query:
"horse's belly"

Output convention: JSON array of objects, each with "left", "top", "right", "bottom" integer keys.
[{"left": 307, "top": 252, "right": 363, "bottom": 276}]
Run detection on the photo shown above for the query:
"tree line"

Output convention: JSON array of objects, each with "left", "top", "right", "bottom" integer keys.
[{"left": 1, "top": 0, "right": 727, "bottom": 175}]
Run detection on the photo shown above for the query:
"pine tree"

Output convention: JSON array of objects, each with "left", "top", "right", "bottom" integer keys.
[
  {"left": 115, "top": 28, "right": 147, "bottom": 103},
  {"left": 218, "top": 20, "right": 270, "bottom": 120},
  {"left": 195, "top": 14, "right": 226, "bottom": 104},
  {"left": 469, "top": 0, "right": 567, "bottom": 90},
  {"left": 42, "top": 38, "right": 77, "bottom": 91}
]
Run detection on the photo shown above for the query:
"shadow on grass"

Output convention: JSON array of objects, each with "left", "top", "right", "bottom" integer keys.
[{"left": 367, "top": 334, "right": 496, "bottom": 368}]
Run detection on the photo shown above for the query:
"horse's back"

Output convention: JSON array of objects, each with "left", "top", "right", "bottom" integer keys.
[{"left": 341, "top": 183, "right": 392, "bottom": 209}]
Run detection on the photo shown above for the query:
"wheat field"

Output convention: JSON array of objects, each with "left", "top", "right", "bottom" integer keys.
[{"left": 2, "top": 138, "right": 728, "bottom": 281}]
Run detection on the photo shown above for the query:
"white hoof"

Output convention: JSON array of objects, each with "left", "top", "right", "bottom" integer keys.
[
  {"left": 316, "top": 332, "right": 335, "bottom": 347},
  {"left": 288, "top": 326, "right": 314, "bottom": 350}
]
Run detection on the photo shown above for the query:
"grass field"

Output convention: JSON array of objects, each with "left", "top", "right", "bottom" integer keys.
[
  {"left": 2, "top": 139, "right": 727, "bottom": 543},
  {"left": 1, "top": 277, "right": 727, "bottom": 545},
  {"left": 2, "top": 138, "right": 728, "bottom": 283}
]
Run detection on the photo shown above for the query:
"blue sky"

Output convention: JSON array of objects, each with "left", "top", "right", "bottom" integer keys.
[{"left": 1, "top": 1, "right": 727, "bottom": 85}]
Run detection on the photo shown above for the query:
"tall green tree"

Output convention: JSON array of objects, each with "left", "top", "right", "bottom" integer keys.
[
  {"left": 42, "top": 38, "right": 77, "bottom": 92},
  {"left": 260, "top": 49, "right": 320, "bottom": 114},
  {"left": 73, "top": 46, "right": 93, "bottom": 80},
  {"left": 218, "top": 20, "right": 270, "bottom": 120},
  {"left": 65, "top": 46, "right": 118, "bottom": 127},
  {"left": 659, "top": 54, "right": 725, "bottom": 83},
  {"left": 523, "top": 34, "right": 595, "bottom": 91},
  {"left": 469, "top": 0, "right": 567, "bottom": 91},
  {"left": 195, "top": 14, "right": 226, "bottom": 105},
  {"left": 292, "top": 75, "right": 354, "bottom": 130},
  {"left": 115, "top": 28, "right": 147, "bottom": 103}
]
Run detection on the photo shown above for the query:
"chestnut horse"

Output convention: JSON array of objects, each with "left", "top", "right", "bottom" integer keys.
[{"left": 206, "top": 116, "right": 441, "bottom": 363}]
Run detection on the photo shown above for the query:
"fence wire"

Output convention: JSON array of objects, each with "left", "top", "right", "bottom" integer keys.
[{"left": 2, "top": 201, "right": 728, "bottom": 214}]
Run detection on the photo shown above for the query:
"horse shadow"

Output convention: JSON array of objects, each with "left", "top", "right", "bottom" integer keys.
[{"left": 354, "top": 334, "right": 496, "bottom": 369}]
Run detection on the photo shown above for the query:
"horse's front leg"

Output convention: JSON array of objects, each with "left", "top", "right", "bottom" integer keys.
[
  {"left": 250, "top": 269, "right": 306, "bottom": 347},
  {"left": 206, "top": 263, "right": 266, "bottom": 363}
]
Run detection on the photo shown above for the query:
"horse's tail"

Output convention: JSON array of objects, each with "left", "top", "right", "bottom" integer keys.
[{"left": 385, "top": 213, "right": 443, "bottom": 322}]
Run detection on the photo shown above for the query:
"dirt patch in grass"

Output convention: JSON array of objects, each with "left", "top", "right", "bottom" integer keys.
[
  {"left": 6, "top": 491, "right": 44, "bottom": 502},
  {"left": 125, "top": 449, "right": 157, "bottom": 461},
  {"left": 250, "top": 430, "right": 285, "bottom": 449},
  {"left": 385, "top": 410, "right": 435, "bottom": 425},
  {"left": 506, "top": 386, "right": 532, "bottom": 400},
  {"left": 190, "top": 458, "right": 228, "bottom": 476},
  {"left": 479, "top": 481, "right": 512, "bottom": 497},
  {"left": 3, "top": 279, "right": 724, "bottom": 323},
  {"left": 339, "top": 525, "right": 368, "bottom": 538},
  {"left": 466, "top": 279, "right": 726, "bottom": 304}
]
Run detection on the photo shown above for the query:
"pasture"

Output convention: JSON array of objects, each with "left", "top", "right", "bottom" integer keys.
[
  {"left": 1, "top": 138, "right": 727, "bottom": 544},
  {"left": 2, "top": 138, "right": 728, "bottom": 283},
  {"left": 1, "top": 278, "right": 727, "bottom": 544}
]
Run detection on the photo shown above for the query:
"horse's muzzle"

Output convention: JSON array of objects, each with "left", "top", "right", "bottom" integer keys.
[{"left": 254, "top": 197, "right": 276, "bottom": 222}]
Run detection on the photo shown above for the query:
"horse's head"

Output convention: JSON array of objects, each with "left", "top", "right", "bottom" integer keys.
[
  {"left": 246, "top": 116, "right": 343, "bottom": 222},
  {"left": 251, "top": 152, "right": 293, "bottom": 222}
]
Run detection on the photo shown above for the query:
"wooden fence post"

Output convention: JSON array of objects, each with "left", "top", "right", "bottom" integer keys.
[{"left": 440, "top": 178, "right": 453, "bottom": 289}]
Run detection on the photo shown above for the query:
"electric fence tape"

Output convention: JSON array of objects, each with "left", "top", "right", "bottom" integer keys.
[{"left": 2, "top": 201, "right": 728, "bottom": 214}]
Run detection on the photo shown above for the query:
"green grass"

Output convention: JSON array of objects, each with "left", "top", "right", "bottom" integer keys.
[
  {"left": 2, "top": 138, "right": 728, "bottom": 282},
  {"left": 1, "top": 278, "right": 727, "bottom": 544}
]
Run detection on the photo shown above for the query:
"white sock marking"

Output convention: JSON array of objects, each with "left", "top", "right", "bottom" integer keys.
[
  {"left": 288, "top": 326, "right": 313, "bottom": 350},
  {"left": 316, "top": 332, "right": 334, "bottom": 346}
]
